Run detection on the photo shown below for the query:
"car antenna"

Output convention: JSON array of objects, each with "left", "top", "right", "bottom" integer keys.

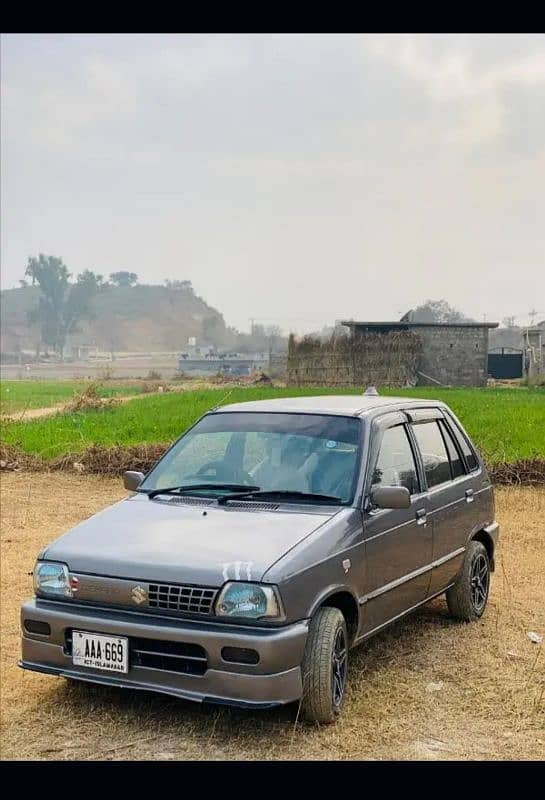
[{"left": 363, "top": 386, "right": 379, "bottom": 396}]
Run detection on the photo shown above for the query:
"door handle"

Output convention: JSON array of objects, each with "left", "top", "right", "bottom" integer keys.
[
  {"left": 416, "top": 508, "right": 427, "bottom": 526},
  {"left": 465, "top": 489, "right": 474, "bottom": 503}
]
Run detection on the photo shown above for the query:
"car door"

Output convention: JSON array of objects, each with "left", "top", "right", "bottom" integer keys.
[
  {"left": 408, "top": 411, "right": 469, "bottom": 596},
  {"left": 361, "top": 412, "right": 433, "bottom": 635}
]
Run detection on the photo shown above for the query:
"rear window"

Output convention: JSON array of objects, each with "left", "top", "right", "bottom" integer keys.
[
  {"left": 411, "top": 421, "right": 452, "bottom": 488},
  {"left": 438, "top": 419, "right": 465, "bottom": 479},
  {"left": 446, "top": 417, "right": 479, "bottom": 472}
]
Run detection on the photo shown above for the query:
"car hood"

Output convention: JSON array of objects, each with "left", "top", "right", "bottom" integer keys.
[{"left": 43, "top": 494, "right": 339, "bottom": 585}]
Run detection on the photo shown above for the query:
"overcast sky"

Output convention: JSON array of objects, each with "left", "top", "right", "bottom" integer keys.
[{"left": 1, "top": 33, "right": 544, "bottom": 332}]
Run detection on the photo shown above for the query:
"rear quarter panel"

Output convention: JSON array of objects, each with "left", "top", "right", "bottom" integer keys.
[
  {"left": 444, "top": 407, "right": 497, "bottom": 549},
  {"left": 428, "top": 409, "right": 497, "bottom": 593}
]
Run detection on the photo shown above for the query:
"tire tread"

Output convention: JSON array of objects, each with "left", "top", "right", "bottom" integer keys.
[
  {"left": 300, "top": 607, "right": 346, "bottom": 724},
  {"left": 446, "top": 540, "right": 489, "bottom": 621}
]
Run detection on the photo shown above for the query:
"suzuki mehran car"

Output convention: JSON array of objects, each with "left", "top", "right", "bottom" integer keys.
[{"left": 20, "top": 394, "right": 499, "bottom": 723}]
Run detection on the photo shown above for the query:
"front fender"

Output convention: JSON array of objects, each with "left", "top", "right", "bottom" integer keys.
[{"left": 307, "top": 583, "right": 361, "bottom": 620}]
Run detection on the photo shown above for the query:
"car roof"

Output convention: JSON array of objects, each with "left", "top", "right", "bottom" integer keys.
[{"left": 215, "top": 395, "right": 449, "bottom": 418}]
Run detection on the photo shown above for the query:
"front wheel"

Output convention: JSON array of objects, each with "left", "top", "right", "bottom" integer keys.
[
  {"left": 299, "top": 607, "right": 348, "bottom": 724},
  {"left": 446, "top": 540, "right": 490, "bottom": 621}
]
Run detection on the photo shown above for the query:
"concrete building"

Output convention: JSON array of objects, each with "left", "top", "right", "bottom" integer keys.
[{"left": 340, "top": 320, "right": 498, "bottom": 387}]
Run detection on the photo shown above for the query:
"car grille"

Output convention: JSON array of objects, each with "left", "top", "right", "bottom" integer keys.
[
  {"left": 131, "top": 637, "right": 207, "bottom": 675},
  {"left": 65, "top": 631, "right": 207, "bottom": 676},
  {"left": 148, "top": 583, "right": 217, "bottom": 614}
]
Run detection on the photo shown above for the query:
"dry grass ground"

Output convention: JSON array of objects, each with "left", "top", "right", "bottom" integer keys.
[{"left": 1, "top": 473, "right": 543, "bottom": 761}]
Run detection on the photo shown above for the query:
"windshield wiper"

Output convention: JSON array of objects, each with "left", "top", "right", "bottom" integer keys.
[
  {"left": 217, "top": 489, "right": 343, "bottom": 505},
  {"left": 146, "top": 483, "right": 260, "bottom": 499}
]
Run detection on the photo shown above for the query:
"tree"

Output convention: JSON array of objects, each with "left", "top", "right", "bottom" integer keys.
[
  {"left": 408, "top": 299, "right": 472, "bottom": 324},
  {"left": 164, "top": 279, "right": 193, "bottom": 292},
  {"left": 62, "top": 271, "right": 102, "bottom": 341},
  {"left": 26, "top": 255, "right": 71, "bottom": 353},
  {"left": 109, "top": 271, "right": 138, "bottom": 287},
  {"left": 25, "top": 255, "right": 100, "bottom": 355},
  {"left": 78, "top": 270, "right": 105, "bottom": 290}
]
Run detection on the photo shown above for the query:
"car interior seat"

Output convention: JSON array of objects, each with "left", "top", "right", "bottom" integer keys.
[{"left": 309, "top": 447, "right": 358, "bottom": 500}]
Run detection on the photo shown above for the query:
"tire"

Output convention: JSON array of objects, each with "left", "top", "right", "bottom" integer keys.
[
  {"left": 446, "top": 540, "right": 490, "bottom": 622},
  {"left": 299, "top": 607, "right": 348, "bottom": 724}
]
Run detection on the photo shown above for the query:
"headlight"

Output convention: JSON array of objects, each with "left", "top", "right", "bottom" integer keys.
[
  {"left": 33, "top": 561, "right": 72, "bottom": 598},
  {"left": 215, "top": 582, "right": 283, "bottom": 620}
]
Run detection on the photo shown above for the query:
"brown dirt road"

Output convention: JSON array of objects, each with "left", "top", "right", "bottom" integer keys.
[
  {"left": 2, "top": 391, "right": 162, "bottom": 423},
  {"left": 1, "top": 379, "right": 271, "bottom": 423},
  {"left": 1, "top": 473, "right": 543, "bottom": 760}
]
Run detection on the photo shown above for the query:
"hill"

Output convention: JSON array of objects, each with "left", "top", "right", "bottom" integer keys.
[{"left": 1, "top": 282, "right": 229, "bottom": 355}]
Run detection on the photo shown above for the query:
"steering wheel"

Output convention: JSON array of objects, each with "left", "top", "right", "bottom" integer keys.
[{"left": 186, "top": 460, "right": 255, "bottom": 485}]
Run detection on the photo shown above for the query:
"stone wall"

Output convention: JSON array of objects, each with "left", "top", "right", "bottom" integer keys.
[
  {"left": 416, "top": 325, "right": 489, "bottom": 386},
  {"left": 268, "top": 353, "right": 288, "bottom": 378},
  {"left": 287, "top": 332, "right": 420, "bottom": 387},
  {"left": 287, "top": 325, "right": 492, "bottom": 388}
]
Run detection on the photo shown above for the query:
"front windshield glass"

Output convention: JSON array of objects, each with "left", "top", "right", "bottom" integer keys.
[{"left": 140, "top": 412, "right": 363, "bottom": 505}]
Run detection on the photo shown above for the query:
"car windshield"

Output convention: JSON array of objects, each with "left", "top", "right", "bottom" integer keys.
[{"left": 140, "top": 412, "right": 363, "bottom": 505}]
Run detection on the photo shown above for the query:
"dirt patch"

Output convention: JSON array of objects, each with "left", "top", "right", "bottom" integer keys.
[
  {"left": 1, "top": 386, "right": 158, "bottom": 424},
  {"left": 0, "top": 378, "right": 270, "bottom": 425},
  {"left": 1, "top": 404, "right": 68, "bottom": 422},
  {"left": 1, "top": 474, "right": 543, "bottom": 760}
]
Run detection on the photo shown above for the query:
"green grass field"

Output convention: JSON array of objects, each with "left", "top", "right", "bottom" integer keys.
[
  {"left": 2, "top": 385, "right": 544, "bottom": 463},
  {"left": 0, "top": 380, "right": 141, "bottom": 415}
]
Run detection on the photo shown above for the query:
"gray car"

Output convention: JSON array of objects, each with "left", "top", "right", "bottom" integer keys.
[{"left": 20, "top": 393, "right": 499, "bottom": 723}]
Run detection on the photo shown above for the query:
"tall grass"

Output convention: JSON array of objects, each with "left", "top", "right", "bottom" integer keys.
[{"left": 2, "top": 386, "right": 544, "bottom": 462}]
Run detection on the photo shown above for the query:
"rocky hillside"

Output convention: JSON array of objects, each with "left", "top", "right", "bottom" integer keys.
[{"left": 1, "top": 283, "right": 229, "bottom": 355}]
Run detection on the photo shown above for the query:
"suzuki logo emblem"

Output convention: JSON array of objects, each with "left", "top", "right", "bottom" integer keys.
[{"left": 132, "top": 585, "right": 147, "bottom": 605}]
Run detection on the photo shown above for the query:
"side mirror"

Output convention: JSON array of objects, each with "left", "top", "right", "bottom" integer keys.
[
  {"left": 370, "top": 485, "right": 411, "bottom": 510},
  {"left": 123, "top": 470, "right": 144, "bottom": 491}
]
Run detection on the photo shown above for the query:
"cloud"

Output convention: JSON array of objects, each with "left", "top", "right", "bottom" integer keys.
[
  {"left": 366, "top": 34, "right": 545, "bottom": 149},
  {"left": 367, "top": 34, "right": 545, "bottom": 100},
  {"left": 2, "top": 52, "right": 139, "bottom": 148},
  {"left": 1, "top": 36, "right": 253, "bottom": 152},
  {"left": 154, "top": 36, "right": 248, "bottom": 89},
  {"left": 210, "top": 156, "right": 373, "bottom": 179},
  {"left": 2, "top": 34, "right": 544, "bottom": 329}
]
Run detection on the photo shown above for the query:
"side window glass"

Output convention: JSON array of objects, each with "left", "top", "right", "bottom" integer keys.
[
  {"left": 412, "top": 421, "right": 451, "bottom": 488},
  {"left": 438, "top": 420, "right": 465, "bottom": 479},
  {"left": 449, "top": 421, "right": 479, "bottom": 471},
  {"left": 372, "top": 425, "right": 419, "bottom": 495}
]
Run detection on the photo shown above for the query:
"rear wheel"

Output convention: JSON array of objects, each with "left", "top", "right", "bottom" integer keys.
[
  {"left": 446, "top": 540, "right": 490, "bottom": 621},
  {"left": 299, "top": 607, "right": 348, "bottom": 724}
]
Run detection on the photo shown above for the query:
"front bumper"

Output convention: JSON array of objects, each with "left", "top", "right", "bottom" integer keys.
[{"left": 19, "top": 599, "right": 309, "bottom": 708}]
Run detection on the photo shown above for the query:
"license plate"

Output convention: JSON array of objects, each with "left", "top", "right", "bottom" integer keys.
[{"left": 72, "top": 630, "right": 129, "bottom": 674}]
